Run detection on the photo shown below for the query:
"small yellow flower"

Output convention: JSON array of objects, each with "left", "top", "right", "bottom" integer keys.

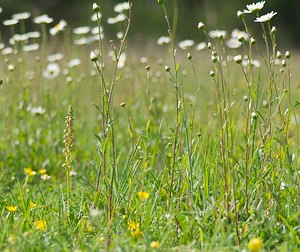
[
  {"left": 38, "top": 169, "right": 47, "bottom": 174},
  {"left": 128, "top": 221, "right": 143, "bottom": 238},
  {"left": 131, "top": 229, "right": 143, "bottom": 238},
  {"left": 137, "top": 191, "right": 150, "bottom": 200},
  {"left": 33, "top": 220, "right": 47, "bottom": 231},
  {"left": 30, "top": 201, "right": 37, "bottom": 209},
  {"left": 128, "top": 221, "right": 139, "bottom": 231},
  {"left": 6, "top": 206, "right": 17, "bottom": 213},
  {"left": 248, "top": 237, "right": 263, "bottom": 252},
  {"left": 24, "top": 167, "right": 36, "bottom": 176},
  {"left": 86, "top": 222, "right": 93, "bottom": 232},
  {"left": 150, "top": 241, "right": 160, "bottom": 249}
]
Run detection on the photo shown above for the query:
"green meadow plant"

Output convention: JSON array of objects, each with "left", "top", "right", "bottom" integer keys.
[{"left": 0, "top": 1, "right": 299, "bottom": 251}]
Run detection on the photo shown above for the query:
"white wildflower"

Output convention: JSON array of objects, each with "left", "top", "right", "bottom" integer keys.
[
  {"left": 2, "top": 47, "right": 14, "bottom": 55},
  {"left": 26, "top": 31, "right": 41, "bottom": 39},
  {"left": 23, "top": 43, "right": 39, "bottom": 52},
  {"left": 33, "top": 14, "right": 53, "bottom": 24},
  {"left": 73, "top": 26, "right": 90, "bottom": 35},
  {"left": 255, "top": 11, "right": 277, "bottom": 23},
  {"left": 12, "top": 12, "right": 31, "bottom": 21},
  {"left": 114, "top": 2, "right": 130, "bottom": 13},
  {"left": 31, "top": 106, "right": 46, "bottom": 115},
  {"left": 3, "top": 19, "right": 19, "bottom": 26},
  {"left": 195, "top": 42, "right": 207, "bottom": 51},
  {"left": 91, "top": 12, "right": 102, "bottom": 22},
  {"left": 43, "top": 63, "right": 60, "bottom": 79},
  {"left": 243, "top": 1, "right": 265, "bottom": 14},
  {"left": 68, "top": 58, "right": 81, "bottom": 68},
  {"left": 47, "top": 53, "right": 64, "bottom": 62},
  {"left": 107, "top": 14, "right": 126, "bottom": 24},
  {"left": 50, "top": 20, "right": 67, "bottom": 36},
  {"left": 178, "top": 39, "right": 194, "bottom": 50},
  {"left": 157, "top": 36, "right": 170, "bottom": 45},
  {"left": 209, "top": 30, "right": 227, "bottom": 39}
]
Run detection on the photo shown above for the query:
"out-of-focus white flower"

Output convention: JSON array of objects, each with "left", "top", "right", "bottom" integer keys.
[
  {"left": 23, "top": 43, "right": 39, "bottom": 52},
  {"left": 3, "top": 19, "right": 18, "bottom": 26},
  {"left": 93, "top": 3, "right": 100, "bottom": 12},
  {"left": 68, "top": 58, "right": 81, "bottom": 68},
  {"left": 209, "top": 30, "right": 227, "bottom": 39},
  {"left": 254, "top": 11, "right": 277, "bottom": 23},
  {"left": 197, "top": 22, "right": 205, "bottom": 30},
  {"left": 231, "top": 29, "right": 248, "bottom": 41},
  {"left": 74, "top": 36, "right": 98, "bottom": 46},
  {"left": 31, "top": 106, "right": 46, "bottom": 115},
  {"left": 12, "top": 12, "right": 31, "bottom": 21},
  {"left": 243, "top": 1, "right": 265, "bottom": 14},
  {"left": 116, "top": 32, "right": 124, "bottom": 39},
  {"left": 73, "top": 26, "right": 90, "bottom": 35},
  {"left": 233, "top": 55, "right": 242, "bottom": 64},
  {"left": 157, "top": 36, "right": 170, "bottom": 45},
  {"left": 195, "top": 42, "right": 207, "bottom": 51},
  {"left": 91, "top": 26, "right": 103, "bottom": 35},
  {"left": 0, "top": 43, "right": 4, "bottom": 50},
  {"left": 70, "top": 170, "right": 77, "bottom": 176},
  {"left": 90, "top": 50, "right": 98, "bottom": 62},
  {"left": 242, "top": 59, "right": 261, "bottom": 68},
  {"left": 91, "top": 12, "right": 102, "bottom": 22},
  {"left": 114, "top": 2, "right": 130, "bottom": 13},
  {"left": 47, "top": 53, "right": 64, "bottom": 62},
  {"left": 41, "top": 174, "right": 51, "bottom": 180},
  {"left": 26, "top": 31, "right": 41, "bottom": 39},
  {"left": 33, "top": 14, "right": 53, "bottom": 24},
  {"left": 2, "top": 47, "right": 13, "bottom": 55},
  {"left": 107, "top": 13, "right": 126, "bottom": 24},
  {"left": 178, "top": 39, "right": 194, "bottom": 50},
  {"left": 0, "top": 7, "right": 2, "bottom": 14},
  {"left": 8, "top": 64, "right": 14, "bottom": 71},
  {"left": 12, "top": 34, "right": 29, "bottom": 43},
  {"left": 226, "top": 39, "right": 242, "bottom": 49},
  {"left": 50, "top": 20, "right": 67, "bottom": 36},
  {"left": 43, "top": 63, "right": 60, "bottom": 79}
]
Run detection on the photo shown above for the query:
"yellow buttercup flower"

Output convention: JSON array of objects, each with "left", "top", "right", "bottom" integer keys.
[
  {"left": 128, "top": 221, "right": 143, "bottom": 238},
  {"left": 33, "top": 220, "right": 47, "bottom": 231},
  {"left": 150, "top": 241, "right": 160, "bottom": 249},
  {"left": 30, "top": 201, "right": 37, "bottom": 208},
  {"left": 6, "top": 206, "right": 17, "bottom": 213},
  {"left": 38, "top": 169, "right": 47, "bottom": 174},
  {"left": 137, "top": 191, "right": 150, "bottom": 200},
  {"left": 248, "top": 237, "right": 263, "bottom": 252},
  {"left": 24, "top": 167, "right": 36, "bottom": 176}
]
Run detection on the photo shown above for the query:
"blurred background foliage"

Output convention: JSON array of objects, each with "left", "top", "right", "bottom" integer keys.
[{"left": 0, "top": 0, "right": 300, "bottom": 48}]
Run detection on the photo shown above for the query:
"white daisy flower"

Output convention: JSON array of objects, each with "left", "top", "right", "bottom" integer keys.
[
  {"left": 114, "top": 2, "right": 130, "bottom": 13},
  {"left": 226, "top": 38, "right": 242, "bottom": 49},
  {"left": 107, "top": 14, "right": 126, "bottom": 24},
  {"left": 0, "top": 43, "right": 4, "bottom": 50},
  {"left": 3, "top": 19, "right": 19, "bottom": 26},
  {"left": 91, "top": 26, "right": 103, "bottom": 35},
  {"left": 47, "top": 53, "right": 64, "bottom": 62},
  {"left": 26, "top": 31, "right": 41, "bottom": 39},
  {"left": 31, "top": 106, "right": 46, "bottom": 115},
  {"left": 68, "top": 58, "right": 81, "bottom": 68},
  {"left": 2, "top": 47, "right": 13, "bottom": 55},
  {"left": 231, "top": 29, "right": 248, "bottom": 41},
  {"left": 50, "top": 20, "right": 67, "bottom": 36},
  {"left": 254, "top": 11, "right": 277, "bottom": 23},
  {"left": 209, "top": 30, "right": 227, "bottom": 39},
  {"left": 43, "top": 63, "right": 60, "bottom": 79},
  {"left": 91, "top": 12, "right": 102, "bottom": 22},
  {"left": 243, "top": 1, "right": 265, "bottom": 14},
  {"left": 23, "top": 43, "right": 39, "bottom": 52},
  {"left": 73, "top": 26, "right": 90, "bottom": 35},
  {"left": 178, "top": 39, "right": 194, "bottom": 50},
  {"left": 195, "top": 42, "right": 207, "bottom": 51},
  {"left": 33, "top": 14, "right": 53, "bottom": 24},
  {"left": 157, "top": 36, "right": 170, "bottom": 45},
  {"left": 12, "top": 12, "right": 31, "bottom": 21}
]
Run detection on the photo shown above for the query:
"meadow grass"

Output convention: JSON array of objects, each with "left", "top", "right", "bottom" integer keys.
[{"left": 0, "top": 1, "right": 299, "bottom": 251}]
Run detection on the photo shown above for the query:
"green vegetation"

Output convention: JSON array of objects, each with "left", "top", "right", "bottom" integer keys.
[{"left": 0, "top": 1, "right": 299, "bottom": 251}]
